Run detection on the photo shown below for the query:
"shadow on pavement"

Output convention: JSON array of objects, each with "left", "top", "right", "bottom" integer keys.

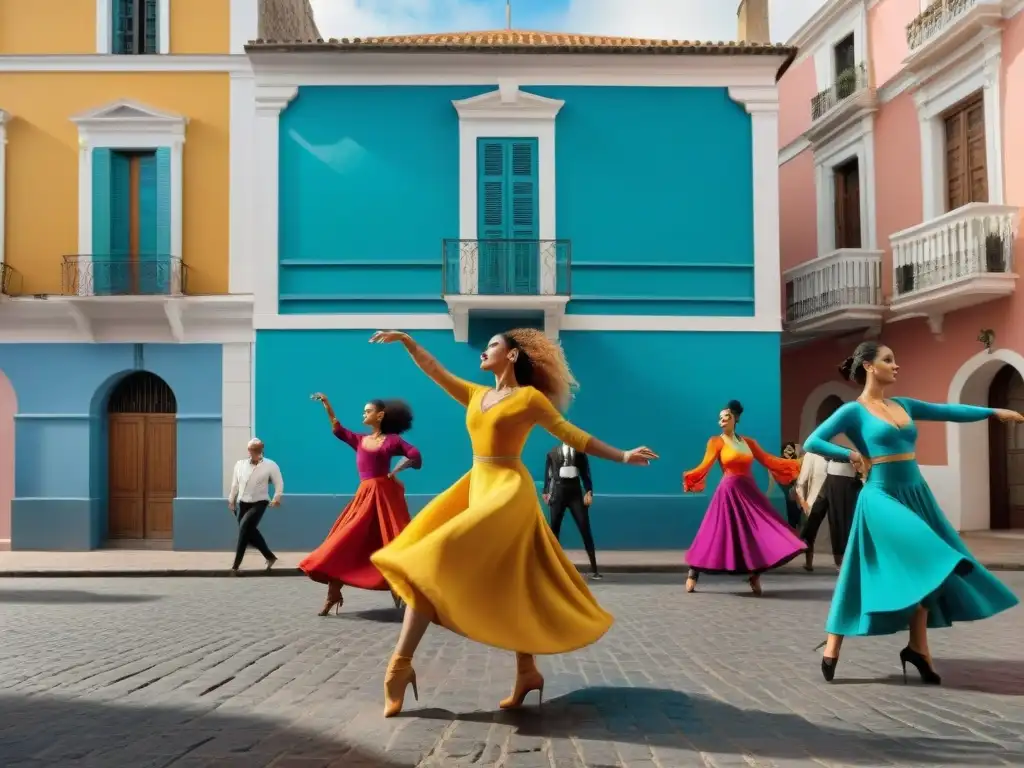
[
  {"left": 412, "top": 685, "right": 1023, "bottom": 764},
  {"left": 833, "top": 657, "right": 1024, "bottom": 696},
  {"left": 343, "top": 608, "right": 404, "bottom": 624},
  {"left": 0, "top": 693, "right": 410, "bottom": 767},
  {"left": 0, "top": 589, "right": 161, "bottom": 605}
]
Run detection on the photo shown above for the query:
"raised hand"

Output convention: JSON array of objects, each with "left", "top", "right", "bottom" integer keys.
[
  {"left": 369, "top": 330, "right": 410, "bottom": 345},
  {"left": 311, "top": 392, "right": 328, "bottom": 404},
  {"left": 623, "top": 446, "right": 659, "bottom": 465},
  {"left": 995, "top": 409, "right": 1024, "bottom": 424}
]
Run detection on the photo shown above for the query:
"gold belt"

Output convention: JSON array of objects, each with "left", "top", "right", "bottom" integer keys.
[
  {"left": 861, "top": 452, "right": 915, "bottom": 480},
  {"left": 473, "top": 455, "right": 521, "bottom": 464}
]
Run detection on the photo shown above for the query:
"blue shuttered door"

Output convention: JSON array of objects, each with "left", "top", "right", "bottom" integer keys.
[
  {"left": 137, "top": 151, "right": 158, "bottom": 293},
  {"left": 109, "top": 151, "right": 131, "bottom": 294},
  {"left": 112, "top": 0, "right": 126, "bottom": 54},
  {"left": 475, "top": 138, "right": 539, "bottom": 295},
  {"left": 91, "top": 149, "right": 113, "bottom": 294},
  {"left": 154, "top": 147, "right": 172, "bottom": 293},
  {"left": 145, "top": 0, "right": 158, "bottom": 53}
]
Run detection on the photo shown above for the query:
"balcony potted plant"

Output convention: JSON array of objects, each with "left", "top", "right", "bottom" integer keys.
[
  {"left": 896, "top": 263, "right": 916, "bottom": 295},
  {"left": 985, "top": 232, "right": 1007, "bottom": 273},
  {"left": 836, "top": 67, "right": 858, "bottom": 100}
]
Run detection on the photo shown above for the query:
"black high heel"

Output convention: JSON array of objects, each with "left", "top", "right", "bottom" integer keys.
[
  {"left": 900, "top": 646, "right": 941, "bottom": 685},
  {"left": 821, "top": 656, "right": 839, "bottom": 682}
]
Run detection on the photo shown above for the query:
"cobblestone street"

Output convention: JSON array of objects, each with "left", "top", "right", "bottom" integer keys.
[{"left": 2, "top": 572, "right": 1024, "bottom": 767}]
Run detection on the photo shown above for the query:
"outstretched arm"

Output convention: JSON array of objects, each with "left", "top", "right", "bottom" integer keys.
[
  {"left": 683, "top": 437, "right": 722, "bottom": 493},
  {"left": 313, "top": 394, "right": 360, "bottom": 450},
  {"left": 803, "top": 404, "right": 857, "bottom": 462},
  {"left": 370, "top": 331, "right": 478, "bottom": 407},
  {"left": 527, "top": 389, "right": 656, "bottom": 464},
  {"left": 895, "top": 397, "right": 995, "bottom": 423},
  {"left": 746, "top": 438, "right": 801, "bottom": 486}
]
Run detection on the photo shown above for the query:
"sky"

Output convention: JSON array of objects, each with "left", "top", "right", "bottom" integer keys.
[{"left": 308, "top": 0, "right": 831, "bottom": 45}]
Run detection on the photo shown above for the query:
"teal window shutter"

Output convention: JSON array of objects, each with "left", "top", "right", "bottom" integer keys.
[
  {"left": 137, "top": 151, "right": 158, "bottom": 256},
  {"left": 91, "top": 149, "right": 113, "bottom": 294},
  {"left": 145, "top": 0, "right": 158, "bottom": 53},
  {"left": 112, "top": 0, "right": 126, "bottom": 54},
  {"left": 154, "top": 147, "right": 173, "bottom": 293},
  {"left": 109, "top": 151, "right": 131, "bottom": 294},
  {"left": 475, "top": 137, "right": 539, "bottom": 295}
]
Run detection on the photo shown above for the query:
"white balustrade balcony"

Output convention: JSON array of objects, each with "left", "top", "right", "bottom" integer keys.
[
  {"left": 904, "top": 0, "right": 1004, "bottom": 71},
  {"left": 889, "top": 203, "right": 1019, "bottom": 329},
  {"left": 783, "top": 248, "right": 885, "bottom": 335}
]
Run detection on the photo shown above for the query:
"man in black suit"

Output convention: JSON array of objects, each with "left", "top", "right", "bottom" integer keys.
[{"left": 543, "top": 442, "right": 601, "bottom": 579}]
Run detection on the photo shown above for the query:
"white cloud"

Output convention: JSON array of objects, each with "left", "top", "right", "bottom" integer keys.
[{"left": 310, "top": 0, "right": 830, "bottom": 43}]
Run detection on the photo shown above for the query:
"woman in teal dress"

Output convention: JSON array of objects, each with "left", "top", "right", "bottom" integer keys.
[{"left": 803, "top": 340, "right": 1022, "bottom": 685}]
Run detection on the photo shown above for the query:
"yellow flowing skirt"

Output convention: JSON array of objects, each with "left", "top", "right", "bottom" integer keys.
[{"left": 371, "top": 459, "right": 614, "bottom": 655}]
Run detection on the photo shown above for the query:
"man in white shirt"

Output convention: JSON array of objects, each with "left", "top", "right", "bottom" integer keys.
[
  {"left": 228, "top": 437, "right": 284, "bottom": 574},
  {"left": 542, "top": 442, "right": 600, "bottom": 579}
]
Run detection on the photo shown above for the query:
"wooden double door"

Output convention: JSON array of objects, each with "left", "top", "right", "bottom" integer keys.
[{"left": 108, "top": 413, "right": 176, "bottom": 540}]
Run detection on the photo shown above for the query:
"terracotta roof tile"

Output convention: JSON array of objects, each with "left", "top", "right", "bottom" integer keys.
[{"left": 246, "top": 28, "right": 795, "bottom": 56}]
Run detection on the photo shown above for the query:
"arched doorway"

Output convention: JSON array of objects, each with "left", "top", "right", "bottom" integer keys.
[
  {"left": 988, "top": 365, "right": 1024, "bottom": 529},
  {"left": 0, "top": 369, "right": 15, "bottom": 550},
  {"left": 107, "top": 371, "right": 177, "bottom": 541},
  {"left": 816, "top": 395, "right": 844, "bottom": 426}
]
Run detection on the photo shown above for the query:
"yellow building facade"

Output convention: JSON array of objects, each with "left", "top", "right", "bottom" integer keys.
[{"left": 0, "top": 0, "right": 319, "bottom": 551}]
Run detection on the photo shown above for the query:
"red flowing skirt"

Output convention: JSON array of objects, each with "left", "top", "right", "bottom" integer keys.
[{"left": 299, "top": 476, "right": 411, "bottom": 591}]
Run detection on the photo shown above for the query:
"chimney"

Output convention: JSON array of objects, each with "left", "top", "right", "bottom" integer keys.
[{"left": 737, "top": 0, "right": 770, "bottom": 44}]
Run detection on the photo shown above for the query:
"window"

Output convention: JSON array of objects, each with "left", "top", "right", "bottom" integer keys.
[
  {"left": 476, "top": 138, "right": 539, "bottom": 295},
  {"left": 113, "top": 0, "right": 158, "bottom": 55},
  {"left": 92, "top": 147, "right": 172, "bottom": 295},
  {"left": 833, "top": 34, "right": 855, "bottom": 80},
  {"left": 833, "top": 157, "right": 861, "bottom": 250},
  {"left": 943, "top": 93, "right": 988, "bottom": 212}
]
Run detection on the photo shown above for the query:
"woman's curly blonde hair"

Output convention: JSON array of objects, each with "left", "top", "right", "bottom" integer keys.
[{"left": 503, "top": 328, "right": 579, "bottom": 411}]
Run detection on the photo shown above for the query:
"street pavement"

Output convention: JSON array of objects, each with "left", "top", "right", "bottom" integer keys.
[{"left": 1, "top": 571, "right": 1024, "bottom": 767}]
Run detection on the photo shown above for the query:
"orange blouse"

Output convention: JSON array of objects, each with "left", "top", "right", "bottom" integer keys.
[{"left": 683, "top": 435, "right": 801, "bottom": 493}]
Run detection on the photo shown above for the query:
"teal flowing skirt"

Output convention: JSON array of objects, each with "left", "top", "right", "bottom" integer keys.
[{"left": 826, "top": 460, "right": 1019, "bottom": 637}]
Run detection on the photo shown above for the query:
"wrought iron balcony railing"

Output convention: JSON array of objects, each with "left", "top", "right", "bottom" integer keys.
[
  {"left": 811, "top": 62, "right": 869, "bottom": 121},
  {"left": 0, "top": 263, "right": 21, "bottom": 296},
  {"left": 907, "top": 0, "right": 977, "bottom": 51},
  {"left": 442, "top": 239, "right": 571, "bottom": 296},
  {"left": 61, "top": 255, "right": 188, "bottom": 297}
]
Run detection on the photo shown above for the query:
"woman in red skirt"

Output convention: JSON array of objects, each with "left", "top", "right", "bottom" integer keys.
[{"left": 302, "top": 393, "right": 422, "bottom": 615}]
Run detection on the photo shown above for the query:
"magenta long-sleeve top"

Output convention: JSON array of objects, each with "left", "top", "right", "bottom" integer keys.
[{"left": 332, "top": 421, "right": 423, "bottom": 480}]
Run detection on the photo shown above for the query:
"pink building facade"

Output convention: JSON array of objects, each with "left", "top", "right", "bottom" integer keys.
[{"left": 778, "top": 0, "right": 1024, "bottom": 532}]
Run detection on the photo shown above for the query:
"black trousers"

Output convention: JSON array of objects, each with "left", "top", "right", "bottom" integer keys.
[
  {"left": 549, "top": 481, "right": 599, "bottom": 574},
  {"left": 233, "top": 500, "right": 276, "bottom": 570},
  {"left": 780, "top": 482, "right": 803, "bottom": 529},
  {"left": 800, "top": 475, "right": 860, "bottom": 565}
]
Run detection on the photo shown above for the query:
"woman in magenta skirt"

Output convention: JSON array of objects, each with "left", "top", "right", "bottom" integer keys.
[{"left": 682, "top": 400, "right": 807, "bottom": 595}]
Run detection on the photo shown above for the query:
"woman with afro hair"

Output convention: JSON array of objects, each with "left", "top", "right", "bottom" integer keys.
[
  {"left": 301, "top": 395, "right": 422, "bottom": 616},
  {"left": 367, "top": 328, "right": 658, "bottom": 717}
]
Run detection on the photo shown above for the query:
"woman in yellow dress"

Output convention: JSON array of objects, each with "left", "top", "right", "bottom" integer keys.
[{"left": 367, "top": 329, "right": 658, "bottom": 717}]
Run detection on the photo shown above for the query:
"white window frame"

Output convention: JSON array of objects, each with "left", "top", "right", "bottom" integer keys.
[
  {"left": 912, "top": 32, "right": 1004, "bottom": 222},
  {"left": 811, "top": 3, "right": 868, "bottom": 93},
  {"left": 813, "top": 115, "right": 877, "bottom": 255},
  {"left": 0, "top": 110, "right": 8, "bottom": 270},
  {"left": 451, "top": 81, "right": 564, "bottom": 295},
  {"left": 96, "top": 0, "right": 171, "bottom": 55},
  {"left": 71, "top": 99, "right": 187, "bottom": 296}
]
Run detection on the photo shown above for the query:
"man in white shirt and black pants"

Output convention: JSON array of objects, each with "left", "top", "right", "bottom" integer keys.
[
  {"left": 542, "top": 442, "right": 601, "bottom": 579},
  {"left": 228, "top": 437, "right": 284, "bottom": 574}
]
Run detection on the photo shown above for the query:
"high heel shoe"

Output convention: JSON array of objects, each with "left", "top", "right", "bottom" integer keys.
[
  {"left": 685, "top": 577, "right": 697, "bottom": 593},
  {"left": 821, "top": 656, "right": 839, "bottom": 682},
  {"left": 317, "top": 596, "right": 342, "bottom": 616},
  {"left": 383, "top": 655, "right": 419, "bottom": 717},
  {"left": 499, "top": 653, "right": 545, "bottom": 709},
  {"left": 900, "top": 646, "right": 941, "bottom": 685}
]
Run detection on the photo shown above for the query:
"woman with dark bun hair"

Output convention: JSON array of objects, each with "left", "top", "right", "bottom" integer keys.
[
  {"left": 301, "top": 395, "right": 422, "bottom": 616},
  {"left": 365, "top": 329, "right": 657, "bottom": 718},
  {"left": 682, "top": 399, "right": 807, "bottom": 596},
  {"left": 805, "top": 340, "right": 1021, "bottom": 684}
]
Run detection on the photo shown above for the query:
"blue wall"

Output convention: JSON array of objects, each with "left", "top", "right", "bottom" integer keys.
[
  {"left": 277, "top": 85, "right": 754, "bottom": 317},
  {"left": 0, "top": 343, "right": 222, "bottom": 550},
  {"left": 252, "top": 328, "right": 783, "bottom": 550},
  {"left": 278, "top": 85, "right": 486, "bottom": 315}
]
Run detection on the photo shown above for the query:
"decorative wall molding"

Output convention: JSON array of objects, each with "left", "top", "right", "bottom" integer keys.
[
  {"left": 0, "top": 55, "right": 246, "bottom": 73},
  {"left": 71, "top": 100, "right": 188, "bottom": 293},
  {"left": 778, "top": 136, "right": 811, "bottom": 166},
  {"left": 253, "top": 84, "right": 299, "bottom": 116},
  {"left": 452, "top": 82, "right": 563, "bottom": 295}
]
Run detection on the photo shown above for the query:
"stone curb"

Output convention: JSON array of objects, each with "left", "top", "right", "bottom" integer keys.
[{"left": 1, "top": 562, "right": 1022, "bottom": 577}]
